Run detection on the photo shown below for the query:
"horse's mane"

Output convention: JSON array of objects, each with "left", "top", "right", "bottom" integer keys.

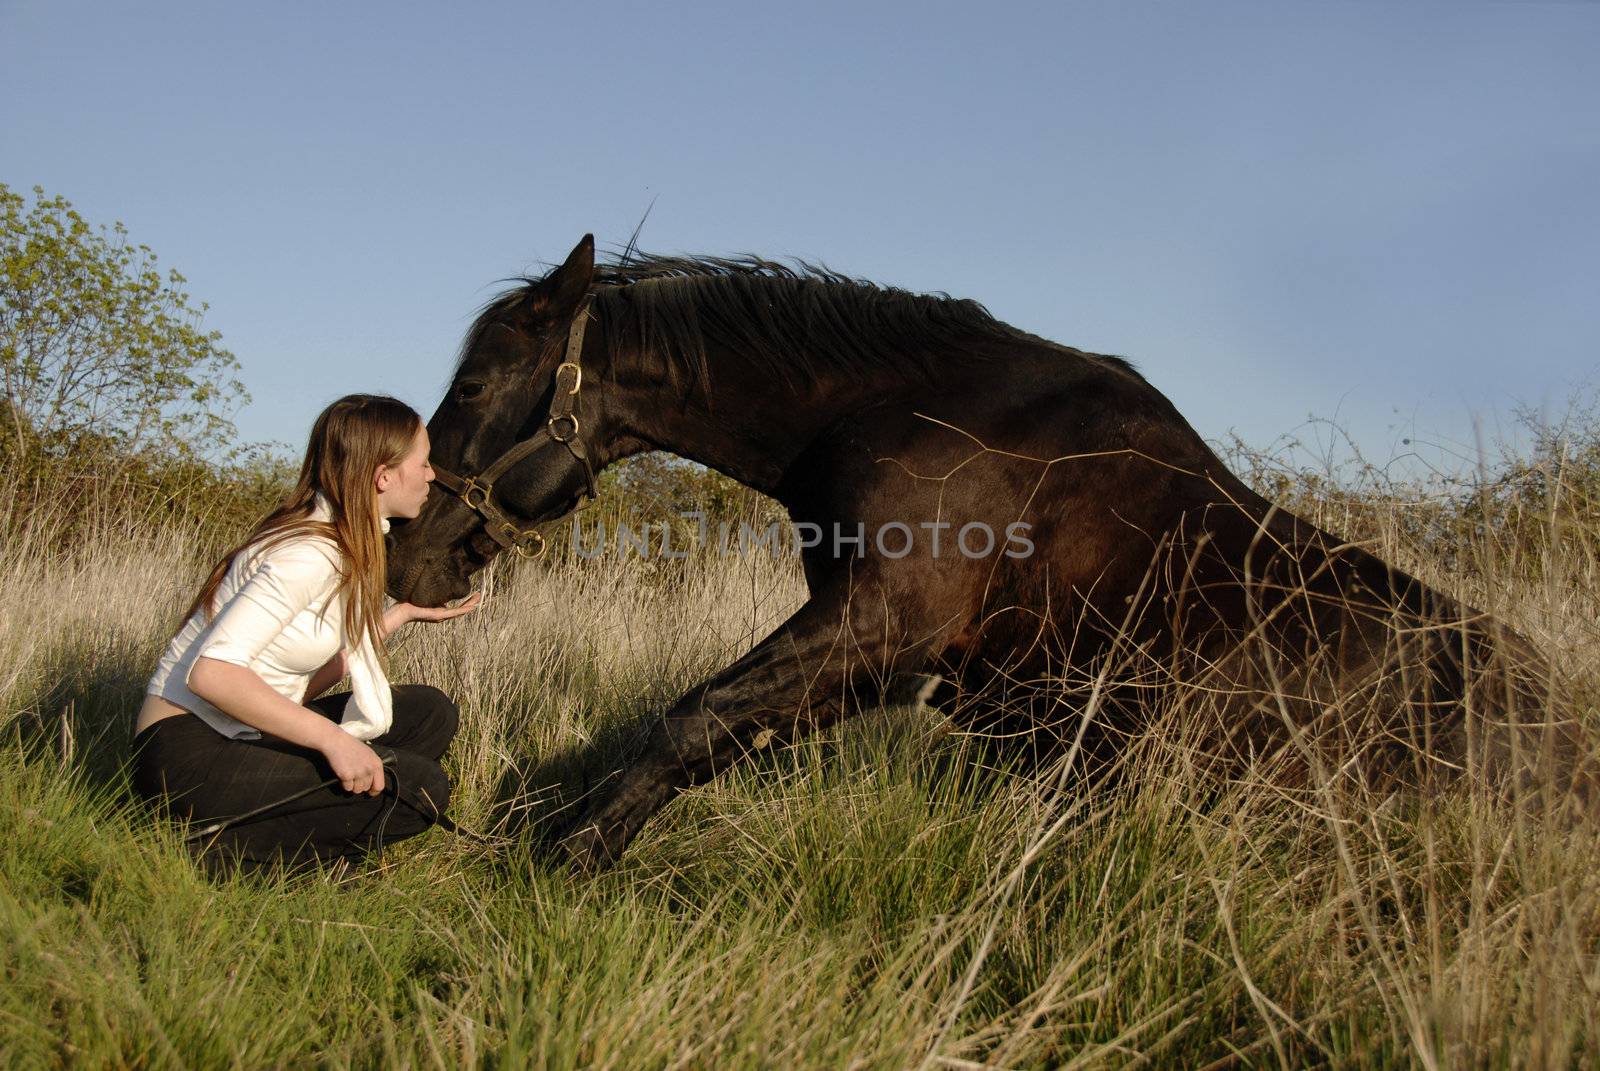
[
  {"left": 596, "top": 253, "right": 1037, "bottom": 388},
  {"left": 460, "top": 251, "right": 1136, "bottom": 387}
]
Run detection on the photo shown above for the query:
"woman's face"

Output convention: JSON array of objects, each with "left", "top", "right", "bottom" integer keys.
[{"left": 375, "top": 424, "right": 435, "bottom": 520}]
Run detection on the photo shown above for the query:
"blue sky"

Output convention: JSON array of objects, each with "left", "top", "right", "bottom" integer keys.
[{"left": 3, "top": 1, "right": 1596, "bottom": 478}]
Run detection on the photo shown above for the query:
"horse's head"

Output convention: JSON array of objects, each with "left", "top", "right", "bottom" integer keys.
[{"left": 388, "top": 234, "right": 597, "bottom": 607}]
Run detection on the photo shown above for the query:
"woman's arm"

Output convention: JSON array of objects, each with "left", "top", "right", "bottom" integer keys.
[
  {"left": 381, "top": 591, "right": 482, "bottom": 638},
  {"left": 185, "top": 541, "right": 387, "bottom": 795},
  {"left": 188, "top": 656, "right": 386, "bottom": 795},
  {"left": 301, "top": 592, "right": 481, "bottom": 713},
  {"left": 381, "top": 603, "right": 412, "bottom": 640}
]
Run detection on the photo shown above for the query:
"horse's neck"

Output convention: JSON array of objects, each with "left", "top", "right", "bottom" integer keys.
[{"left": 601, "top": 335, "right": 888, "bottom": 499}]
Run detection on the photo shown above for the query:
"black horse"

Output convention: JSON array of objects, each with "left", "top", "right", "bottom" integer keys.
[{"left": 388, "top": 235, "right": 1578, "bottom": 870}]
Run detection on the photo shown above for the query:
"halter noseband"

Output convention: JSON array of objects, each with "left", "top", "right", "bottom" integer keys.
[{"left": 429, "top": 298, "right": 598, "bottom": 559}]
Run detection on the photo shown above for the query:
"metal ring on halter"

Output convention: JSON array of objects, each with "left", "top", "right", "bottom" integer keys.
[
  {"left": 462, "top": 477, "right": 492, "bottom": 511},
  {"left": 555, "top": 361, "right": 583, "bottom": 394},
  {"left": 507, "top": 526, "right": 546, "bottom": 559},
  {"left": 547, "top": 413, "right": 581, "bottom": 442}
]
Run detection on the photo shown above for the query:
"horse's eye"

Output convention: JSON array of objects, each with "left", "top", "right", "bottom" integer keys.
[{"left": 456, "top": 381, "right": 487, "bottom": 402}]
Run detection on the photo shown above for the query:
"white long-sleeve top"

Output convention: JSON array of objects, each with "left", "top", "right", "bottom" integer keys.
[{"left": 145, "top": 498, "right": 395, "bottom": 741}]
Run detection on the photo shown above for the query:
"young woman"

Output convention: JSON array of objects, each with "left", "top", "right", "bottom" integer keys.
[{"left": 133, "top": 394, "right": 482, "bottom": 875}]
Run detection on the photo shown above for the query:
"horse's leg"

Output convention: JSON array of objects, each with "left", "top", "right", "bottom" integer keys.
[{"left": 559, "top": 574, "right": 924, "bottom": 871}]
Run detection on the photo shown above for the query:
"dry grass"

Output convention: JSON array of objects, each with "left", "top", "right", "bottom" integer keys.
[{"left": 2, "top": 446, "right": 1598, "bottom": 1068}]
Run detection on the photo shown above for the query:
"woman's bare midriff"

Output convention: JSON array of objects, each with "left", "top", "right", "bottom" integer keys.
[{"left": 136, "top": 694, "right": 192, "bottom": 735}]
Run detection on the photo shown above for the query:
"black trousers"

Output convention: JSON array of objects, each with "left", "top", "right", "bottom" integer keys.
[{"left": 132, "top": 685, "right": 459, "bottom": 874}]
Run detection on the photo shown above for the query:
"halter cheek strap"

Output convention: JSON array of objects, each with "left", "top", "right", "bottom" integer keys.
[{"left": 429, "top": 297, "right": 598, "bottom": 558}]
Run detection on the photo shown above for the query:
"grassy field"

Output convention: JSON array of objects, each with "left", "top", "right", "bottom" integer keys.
[{"left": 2, "top": 446, "right": 1598, "bottom": 1069}]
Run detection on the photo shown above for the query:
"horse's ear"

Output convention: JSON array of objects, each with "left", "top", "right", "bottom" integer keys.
[{"left": 528, "top": 234, "right": 595, "bottom": 319}]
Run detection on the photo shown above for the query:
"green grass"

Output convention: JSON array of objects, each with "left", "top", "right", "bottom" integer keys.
[{"left": 3, "top": 462, "right": 1599, "bottom": 1068}]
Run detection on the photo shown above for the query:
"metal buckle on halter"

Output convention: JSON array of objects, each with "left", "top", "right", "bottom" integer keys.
[
  {"left": 547, "top": 413, "right": 581, "bottom": 442},
  {"left": 505, "top": 524, "right": 546, "bottom": 559},
  {"left": 461, "top": 476, "right": 493, "bottom": 511},
  {"left": 555, "top": 361, "right": 582, "bottom": 394}
]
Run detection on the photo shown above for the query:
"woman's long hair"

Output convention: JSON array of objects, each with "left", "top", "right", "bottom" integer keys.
[{"left": 183, "top": 394, "right": 421, "bottom": 656}]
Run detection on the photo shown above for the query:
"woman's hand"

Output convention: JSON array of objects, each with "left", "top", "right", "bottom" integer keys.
[
  {"left": 388, "top": 591, "right": 483, "bottom": 632},
  {"left": 321, "top": 730, "right": 386, "bottom": 796}
]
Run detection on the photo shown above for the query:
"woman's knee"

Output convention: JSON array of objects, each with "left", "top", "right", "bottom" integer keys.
[
  {"left": 401, "top": 683, "right": 457, "bottom": 720},
  {"left": 395, "top": 684, "right": 460, "bottom": 744}
]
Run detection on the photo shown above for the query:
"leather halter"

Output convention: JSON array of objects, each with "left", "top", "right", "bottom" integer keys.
[{"left": 429, "top": 298, "right": 598, "bottom": 559}]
